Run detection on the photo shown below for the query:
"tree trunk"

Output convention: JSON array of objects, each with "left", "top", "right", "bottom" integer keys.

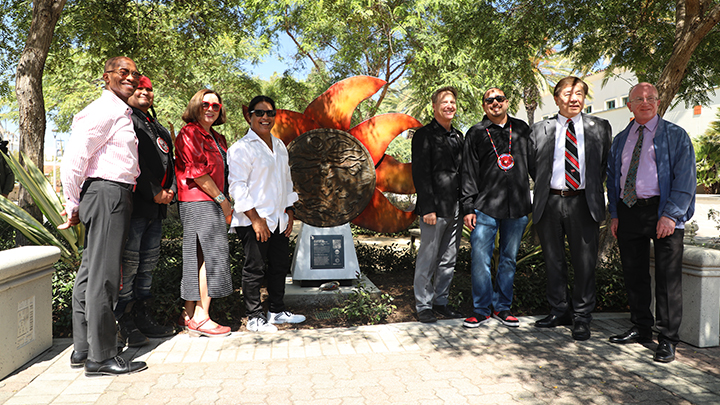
[
  {"left": 523, "top": 84, "right": 539, "bottom": 124},
  {"left": 14, "top": 0, "right": 66, "bottom": 228},
  {"left": 656, "top": 1, "right": 720, "bottom": 116}
]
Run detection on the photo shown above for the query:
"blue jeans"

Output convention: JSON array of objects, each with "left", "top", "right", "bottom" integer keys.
[
  {"left": 114, "top": 217, "right": 162, "bottom": 318},
  {"left": 470, "top": 210, "right": 529, "bottom": 316}
]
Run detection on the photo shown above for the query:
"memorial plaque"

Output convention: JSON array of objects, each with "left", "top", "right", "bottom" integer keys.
[
  {"left": 310, "top": 235, "right": 344, "bottom": 269},
  {"left": 288, "top": 128, "right": 376, "bottom": 227}
]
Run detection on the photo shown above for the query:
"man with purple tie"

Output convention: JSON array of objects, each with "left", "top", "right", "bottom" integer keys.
[{"left": 607, "top": 82, "right": 696, "bottom": 363}]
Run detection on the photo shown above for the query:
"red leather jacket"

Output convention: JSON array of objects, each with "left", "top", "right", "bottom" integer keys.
[{"left": 175, "top": 121, "right": 228, "bottom": 202}]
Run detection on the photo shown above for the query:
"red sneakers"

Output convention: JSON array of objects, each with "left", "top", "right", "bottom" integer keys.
[
  {"left": 463, "top": 315, "right": 492, "bottom": 328},
  {"left": 493, "top": 310, "right": 520, "bottom": 327}
]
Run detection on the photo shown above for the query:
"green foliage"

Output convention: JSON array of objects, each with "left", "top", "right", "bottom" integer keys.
[
  {"left": 695, "top": 111, "right": 720, "bottom": 193},
  {"left": 555, "top": 0, "right": 720, "bottom": 109},
  {"left": 0, "top": 151, "right": 83, "bottom": 260},
  {"left": 52, "top": 255, "right": 79, "bottom": 337},
  {"left": 354, "top": 242, "right": 415, "bottom": 273},
  {"left": 331, "top": 277, "right": 396, "bottom": 325},
  {"left": 385, "top": 134, "right": 412, "bottom": 163}
]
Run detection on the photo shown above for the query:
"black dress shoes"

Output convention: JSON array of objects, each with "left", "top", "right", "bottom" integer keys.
[
  {"left": 417, "top": 309, "right": 437, "bottom": 323},
  {"left": 535, "top": 313, "right": 572, "bottom": 328},
  {"left": 70, "top": 351, "right": 87, "bottom": 369},
  {"left": 85, "top": 356, "right": 148, "bottom": 376},
  {"left": 609, "top": 327, "right": 653, "bottom": 344},
  {"left": 572, "top": 321, "right": 591, "bottom": 341},
  {"left": 654, "top": 340, "right": 676, "bottom": 363},
  {"left": 432, "top": 305, "right": 463, "bottom": 319}
]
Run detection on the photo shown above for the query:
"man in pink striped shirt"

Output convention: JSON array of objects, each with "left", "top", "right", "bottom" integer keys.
[{"left": 59, "top": 56, "right": 147, "bottom": 376}]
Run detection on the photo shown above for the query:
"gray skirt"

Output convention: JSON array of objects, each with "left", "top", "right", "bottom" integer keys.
[{"left": 178, "top": 200, "right": 232, "bottom": 300}]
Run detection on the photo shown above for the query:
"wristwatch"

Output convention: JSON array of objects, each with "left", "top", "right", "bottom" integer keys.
[{"left": 214, "top": 194, "right": 226, "bottom": 204}]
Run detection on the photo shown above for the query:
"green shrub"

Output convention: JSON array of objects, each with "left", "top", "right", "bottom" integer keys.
[
  {"left": 330, "top": 278, "right": 396, "bottom": 324},
  {"left": 696, "top": 116, "right": 720, "bottom": 193}
]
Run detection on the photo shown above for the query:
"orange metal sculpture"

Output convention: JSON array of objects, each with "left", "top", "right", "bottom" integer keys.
[{"left": 243, "top": 76, "right": 420, "bottom": 233}]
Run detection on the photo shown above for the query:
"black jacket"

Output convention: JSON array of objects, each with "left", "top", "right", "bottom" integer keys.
[
  {"left": 411, "top": 119, "right": 464, "bottom": 218},
  {"left": 461, "top": 115, "right": 532, "bottom": 219},
  {"left": 131, "top": 107, "right": 176, "bottom": 219}
]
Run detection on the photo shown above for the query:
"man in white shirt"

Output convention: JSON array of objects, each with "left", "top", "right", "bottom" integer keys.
[
  {"left": 528, "top": 76, "right": 612, "bottom": 341},
  {"left": 60, "top": 56, "right": 147, "bottom": 376},
  {"left": 228, "top": 95, "right": 304, "bottom": 333}
]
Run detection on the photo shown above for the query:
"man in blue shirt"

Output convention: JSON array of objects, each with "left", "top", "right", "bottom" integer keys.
[{"left": 607, "top": 82, "right": 696, "bottom": 363}]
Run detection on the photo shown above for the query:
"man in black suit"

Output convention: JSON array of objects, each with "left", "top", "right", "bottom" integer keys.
[
  {"left": 529, "top": 76, "right": 612, "bottom": 340},
  {"left": 411, "top": 86, "right": 464, "bottom": 323},
  {"left": 115, "top": 75, "right": 176, "bottom": 347}
]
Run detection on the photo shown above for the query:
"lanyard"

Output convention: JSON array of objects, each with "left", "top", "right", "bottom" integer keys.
[{"left": 485, "top": 122, "right": 514, "bottom": 171}]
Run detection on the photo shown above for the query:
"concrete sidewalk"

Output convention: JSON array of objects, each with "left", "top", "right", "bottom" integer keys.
[{"left": 2, "top": 313, "right": 719, "bottom": 404}]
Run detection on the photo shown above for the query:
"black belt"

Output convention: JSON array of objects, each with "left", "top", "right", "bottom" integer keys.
[
  {"left": 549, "top": 188, "right": 584, "bottom": 197},
  {"left": 85, "top": 177, "right": 134, "bottom": 191},
  {"left": 627, "top": 196, "right": 659, "bottom": 207}
]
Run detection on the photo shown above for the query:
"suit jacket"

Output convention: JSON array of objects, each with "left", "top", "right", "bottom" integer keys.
[
  {"left": 607, "top": 116, "right": 696, "bottom": 224},
  {"left": 412, "top": 119, "right": 464, "bottom": 218},
  {"left": 131, "top": 107, "right": 176, "bottom": 219},
  {"left": 529, "top": 113, "right": 612, "bottom": 223}
]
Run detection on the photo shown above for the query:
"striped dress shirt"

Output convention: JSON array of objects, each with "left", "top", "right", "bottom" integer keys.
[{"left": 61, "top": 90, "right": 140, "bottom": 216}]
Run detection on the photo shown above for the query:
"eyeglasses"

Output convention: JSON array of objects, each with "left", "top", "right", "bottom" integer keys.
[
  {"left": 484, "top": 95, "right": 507, "bottom": 104},
  {"left": 249, "top": 109, "right": 277, "bottom": 117},
  {"left": 630, "top": 96, "right": 659, "bottom": 104},
  {"left": 105, "top": 68, "right": 142, "bottom": 80},
  {"left": 202, "top": 102, "right": 222, "bottom": 112}
]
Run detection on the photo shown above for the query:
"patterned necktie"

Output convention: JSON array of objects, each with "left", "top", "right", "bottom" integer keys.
[
  {"left": 564, "top": 119, "right": 581, "bottom": 190},
  {"left": 622, "top": 125, "right": 645, "bottom": 207}
]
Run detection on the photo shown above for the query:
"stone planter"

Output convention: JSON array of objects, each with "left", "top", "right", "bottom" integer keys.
[
  {"left": 0, "top": 246, "right": 60, "bottom": 380},
  {"left": 650, "top": 244, "right": 720, "bottom": 348}
]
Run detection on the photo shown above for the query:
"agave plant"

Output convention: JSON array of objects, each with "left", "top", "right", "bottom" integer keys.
[{"left": 0, "top": 151, "right": 83, "bottom": 260}]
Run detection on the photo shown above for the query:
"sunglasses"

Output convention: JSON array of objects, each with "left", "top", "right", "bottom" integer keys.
[
  {"left": 202, "top": 102, "right": 222, "bottom": 112},
  {"left": 485, "top": 95, "right": 507, "bottom": 104},
  {"left": 249, "top": 109, "right": 277, "bottom": 117},
  {"left": 105, "top": 68, "right": 142, "bottom": 80}
]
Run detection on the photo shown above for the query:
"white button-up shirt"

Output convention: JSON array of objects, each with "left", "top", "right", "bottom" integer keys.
[
  {"left": 550, "top": 113, "right": 586, "bottom": 190},
  {"left": 228, "top": 129, "right": 298, "bottom": 233},
  {"left": 61, "top": 90, "right": 140, "bottom": 216}
]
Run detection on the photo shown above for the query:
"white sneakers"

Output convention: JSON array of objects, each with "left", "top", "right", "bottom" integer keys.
[
  {"left": 247, "top": 311, "right": 306, "bottom": 332},
  {"left": 267, "top": 310, "right": 306, "bottom": 324},
  {"left": 247, "top": 317, "right": 278, "bottom": 332}
]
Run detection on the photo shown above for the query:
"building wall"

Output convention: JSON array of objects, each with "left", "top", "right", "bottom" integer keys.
[{"left": 514, "top": 69, "right": 720, "bottom": 138}]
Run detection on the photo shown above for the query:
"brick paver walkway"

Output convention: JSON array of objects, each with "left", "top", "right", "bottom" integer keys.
[{"left": 1, "top": 314, "right": 718, "bottom": 404}]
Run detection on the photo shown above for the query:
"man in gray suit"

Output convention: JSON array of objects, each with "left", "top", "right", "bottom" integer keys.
[{"left": 529, "top": 76, "right": 612, "bottom": 341}]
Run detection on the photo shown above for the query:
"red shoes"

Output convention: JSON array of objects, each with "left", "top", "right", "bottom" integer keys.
[{"left": 187, "top": 318, "right": 231, "bottom": 337}]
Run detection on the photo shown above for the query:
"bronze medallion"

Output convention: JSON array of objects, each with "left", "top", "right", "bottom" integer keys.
[{"left": 288, "top": 128, "right": 376, "bottom": 227}]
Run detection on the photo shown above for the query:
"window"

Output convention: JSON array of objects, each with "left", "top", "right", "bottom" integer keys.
[
  {"left": 606, "top": 100, "right": 616, "bottom": 110},
  {"left": 584, "top": 106, "right": 593, "bottom": 114},
  {"left": 622, "top": 96, "right": 629, "bottom": 105}
]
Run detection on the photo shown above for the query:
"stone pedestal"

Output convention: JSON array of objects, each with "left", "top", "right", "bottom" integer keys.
[
  {"left": 291, "top": 223, "right": 359, "bottom": 285},
  {"left": 650, "top": 244, "right": 720, "bottom": 348},
  {"left": 0, "top": 246, "right": 60, "bottom": 380}
]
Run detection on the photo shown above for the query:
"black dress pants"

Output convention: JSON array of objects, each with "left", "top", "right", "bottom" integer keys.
[
  {"left": 617, "top": 200, "right": 684, "bottom": 343},
  {"left": 536, "top": 194, "right": 599, "bottom": 323},
  {"left": 236, "top": 226, "right": 289, "bottom": 319}
]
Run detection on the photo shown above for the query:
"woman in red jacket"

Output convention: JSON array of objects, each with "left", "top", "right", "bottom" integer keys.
[{"left": 175, "top": 89, "right": 233, "bottom": 337}]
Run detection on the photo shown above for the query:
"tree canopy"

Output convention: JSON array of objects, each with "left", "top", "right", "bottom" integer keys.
[{"left": 2, "top": 0, "right": 720, "bottom": 157}]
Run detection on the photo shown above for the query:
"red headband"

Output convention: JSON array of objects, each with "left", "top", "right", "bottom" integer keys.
[{"left": 138, "top": 75, "right": 152, "bottom": 90}]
